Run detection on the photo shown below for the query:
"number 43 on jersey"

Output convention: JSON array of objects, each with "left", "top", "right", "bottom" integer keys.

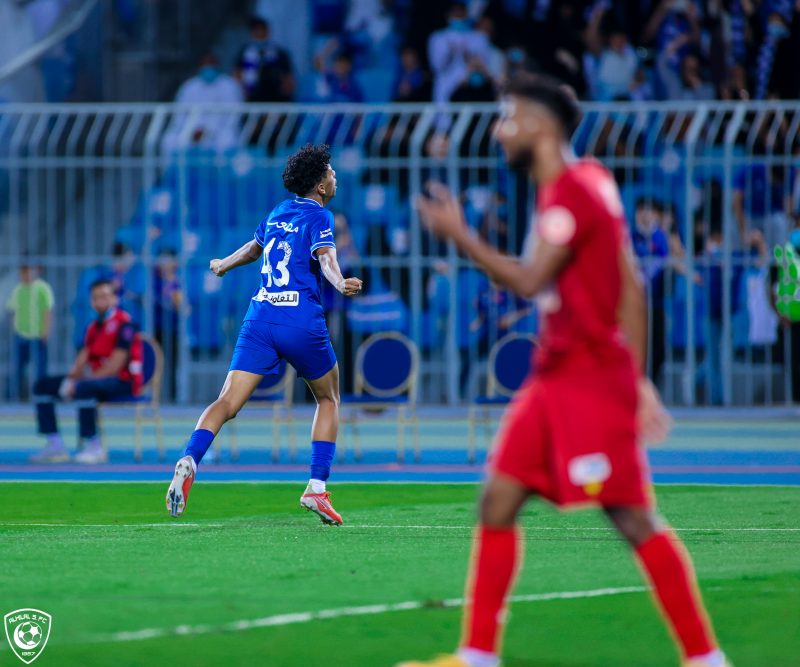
[{"left": 262, "top": 238, "right": 292, "bottom": 287}]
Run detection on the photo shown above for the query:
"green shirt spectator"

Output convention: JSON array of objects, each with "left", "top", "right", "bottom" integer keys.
[
  {"left": 7, "top": 265, "right": 54, "bottom": 401},
  {"left": 7, "top": 275, "right": 54, "bottom": 339}
]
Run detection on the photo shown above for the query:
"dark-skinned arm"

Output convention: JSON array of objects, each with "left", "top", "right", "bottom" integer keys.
[
  {"left": 210, "top": 239, "right": 264, "bottom": 277},
  {"left": 454, "top": 231, "right": 571, "bottom": 300},
  {"left": 417, "top": 183, "right": 570, "bottom": 299}
]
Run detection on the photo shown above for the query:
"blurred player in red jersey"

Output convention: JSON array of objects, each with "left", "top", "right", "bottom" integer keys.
[{"left": 400, "top": 75, "right": 731, "bottom": 667}]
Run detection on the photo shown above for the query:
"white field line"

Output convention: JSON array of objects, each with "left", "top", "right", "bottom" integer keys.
[
  {"left": 94, "top": 586, "right": 648, "bottom": 644},
  {"left": 0, "top": 522, "right": 225, "bottom": 528},
  {"left": 0, "top": 523, "right": 798, "bottom": 532},
  {"left": 345, "top": 525, "right": 800, "bottom": 532}
]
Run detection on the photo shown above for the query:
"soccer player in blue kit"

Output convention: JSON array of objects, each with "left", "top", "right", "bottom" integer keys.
[{"left": 166, "top": 144, "right": 362, "bottom": 524}]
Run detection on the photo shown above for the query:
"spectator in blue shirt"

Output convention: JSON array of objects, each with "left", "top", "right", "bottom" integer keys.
[
  {"left": 318, "top": 52, "right": 364, "bottom": 102},
  {"left": 633, "top": 198, "right": 670, "bottom": 382},
  {"left": 234, "top": 17, "right": 295, "bottom": 102},
  {"left": 393, "top": 46, "right": 432, "bottom": 102}
]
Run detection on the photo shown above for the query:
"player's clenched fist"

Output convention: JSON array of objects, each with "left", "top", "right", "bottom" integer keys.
[
  {"left": 416, "top": 182, "right": 468, "bottom": 243},
  {"left": 339, "top": 277, "right": 363, "bottom": 296},
  {"left": 209, "top": 259, "right": 226, "bottom": 277}
]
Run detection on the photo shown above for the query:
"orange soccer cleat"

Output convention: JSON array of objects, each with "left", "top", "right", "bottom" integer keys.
[
  {"left": 300, "top": 487, "right": 343, "bottom": 525},
  {"left": 166, "top": 456, "right": 195, "bottom": 518}
]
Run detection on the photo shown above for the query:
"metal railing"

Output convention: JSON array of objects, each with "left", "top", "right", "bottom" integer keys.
[{"left": 1, "top": 101, "right": 798, "bottom": 406}]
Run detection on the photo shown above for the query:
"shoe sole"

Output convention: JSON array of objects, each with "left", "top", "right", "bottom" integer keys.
[
  {"left": 300, "top": 499, "right": 342, "bottom": 526},
  {"left": 167, "top": 460, "right": 193, "bottom": 518},
  {"left": 167, "top": 487, "right": 182, "bottom": 518},
  {"left": 29, "top": 455, "right": 71, "bottom": 464}
]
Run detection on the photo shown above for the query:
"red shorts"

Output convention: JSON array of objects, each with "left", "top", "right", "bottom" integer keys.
[{"left": 489, "top": 363, "right": 653, "bottom": 508}]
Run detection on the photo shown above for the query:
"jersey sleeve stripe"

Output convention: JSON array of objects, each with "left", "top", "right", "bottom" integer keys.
[{"left": 254, "top": 231, "right": 265, "bottom": 246}]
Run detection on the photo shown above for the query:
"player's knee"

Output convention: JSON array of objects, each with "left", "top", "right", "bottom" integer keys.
[
  {"left": 317, "top": 392, "right": 339, "bottom": 409},
  {"left": 216, "top": 397, "right": 242, "bottom": 422},
  {"left": 605, "top": 506, "right": 660, "bottom": 546},
  {"left": 478, "top": 487, "right": 517, "bottom": 528}
]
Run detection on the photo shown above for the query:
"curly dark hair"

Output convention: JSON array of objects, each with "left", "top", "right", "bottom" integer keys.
[{"left": 282, "top": 144, "right": 331, "bottom": 197}]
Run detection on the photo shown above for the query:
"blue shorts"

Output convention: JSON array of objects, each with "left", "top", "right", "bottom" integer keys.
[{"left": 229, "top": 320, "right": 337, "bottom": 381}]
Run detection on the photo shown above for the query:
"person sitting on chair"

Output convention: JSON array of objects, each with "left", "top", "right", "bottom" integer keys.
[{"left": 30, "top": 279, "right": 143, "bottom": 464}]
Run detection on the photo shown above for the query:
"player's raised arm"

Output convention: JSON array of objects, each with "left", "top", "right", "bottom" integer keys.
[
  {"left": 316, "top": 246, "right": 362, "bottom": 296},
  {"left": 209, "top": 239, "right": 264, "bottom": 277},
  {"left": 417, "top": 183, "right": 569, "bottom": 299}
]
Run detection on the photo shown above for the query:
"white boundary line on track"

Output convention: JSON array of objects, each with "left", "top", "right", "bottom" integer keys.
[
  {"left": 1, "top": 523, "right": 797, "bottom": 531},
  {"left": 92, "top": 586, "right": 648, "bottom": 644}
]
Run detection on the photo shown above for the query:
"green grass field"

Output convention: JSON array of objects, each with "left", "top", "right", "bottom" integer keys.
[{"left": 0, "top": 483, "right": 798, "bottom": 667}]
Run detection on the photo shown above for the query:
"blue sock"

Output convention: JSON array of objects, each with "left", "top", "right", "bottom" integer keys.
[
  {"left": 183, "top": 429, "right": 215, "bottom": 466},
  {"left": 309, "top": 440, "right": 336, "bottom": 481}
]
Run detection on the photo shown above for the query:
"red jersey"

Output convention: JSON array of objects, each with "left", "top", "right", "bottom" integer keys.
[
  {"left": 83, "top": 309, "right": 144, "bottom": 395},
  {"left": 532, "top": 159, "right": 633, "bottom": 375}
]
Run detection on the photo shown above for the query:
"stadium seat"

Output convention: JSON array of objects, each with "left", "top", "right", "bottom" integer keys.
[
  {"left": 227, "top": 361, "right": 296, "bottom": 463},
  {"left": 341, "top": 332, "right": 419, "bottom": 462},
  {"left": 467, "top": 333, "right": 536, "bottom": 464},
  {"left": 99, "top": 334, "right": 165, "bottom": 462}
]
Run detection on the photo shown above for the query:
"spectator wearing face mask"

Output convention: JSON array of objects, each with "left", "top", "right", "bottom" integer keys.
[
  {"left": 234, "top": 16, "right": 295, "bottom": 102},
  {"left": 657, "top": 50, "right": 715, "bottom": 100},
  {"left": 162, "top": 53, "right": 244, "bottom": 153},
  {"left": 428, "top": 2, "right": 492, "bottom": 102},
  {"left": 450, "top": 57, "right": 497, "bottom": 102}
]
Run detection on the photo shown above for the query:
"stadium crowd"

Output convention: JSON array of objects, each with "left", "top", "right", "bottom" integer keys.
[
  {"left": 4, "top": 0, "right": 800, "bottom": 410},
  {"left": 4, "top": 0, "right": 800, "bottom": 105}
]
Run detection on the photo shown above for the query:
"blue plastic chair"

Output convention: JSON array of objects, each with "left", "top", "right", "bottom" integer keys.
[
  {"left": 341, "top": 332, "right": 419, "bottom": 462},
  {"left": 100, "top": 334, "right": 165, "bottom": 461},
  {"left": 227, "top": 361, "right": 296, "bottom": 463},
  {"left": 467, "top": 333, "right": 537, "bottom": 463}
]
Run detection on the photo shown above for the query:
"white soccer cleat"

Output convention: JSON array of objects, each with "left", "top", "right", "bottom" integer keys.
[
  {"left": 73, "top": 443, "right": 108, "bottom": 464},
  {"left": 166, "top": 456, "right": 195, "bottom": 518},
  {"left": 683, "top": 653, "right": 734, "bottom": 667}
]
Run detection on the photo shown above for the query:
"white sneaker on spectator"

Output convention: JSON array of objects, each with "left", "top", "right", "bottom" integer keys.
[
  {"left": 29, "top": 436, "right": 70, "bottom": 463},
  {"left": 74, "top": 440, "right": 108, "bottom": 464}
]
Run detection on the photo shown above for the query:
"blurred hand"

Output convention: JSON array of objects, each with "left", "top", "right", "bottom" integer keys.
[
  {"left": 209, "top": 259, "right": 226, "bottom": 277},
  {"left": 58, "top": 378, "right": 76, "bottom": 400},
  {"left": 339, "top": 277, "right": 363, "bottom": 296},
  {"left": 417, "top": 182, "right": 469, "bottom": 243},
  {"left": 637, "top": 377, "right": 672, "bottom": 445}
]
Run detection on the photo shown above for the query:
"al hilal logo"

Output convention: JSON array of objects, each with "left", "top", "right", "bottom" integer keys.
[{"left": 4, "top": 609, "right": 51, "bottom": 664}]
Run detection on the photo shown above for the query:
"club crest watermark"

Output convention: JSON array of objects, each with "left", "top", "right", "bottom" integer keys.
[{"left": 4, "top": 609, "right": 51, "bottom": 664}]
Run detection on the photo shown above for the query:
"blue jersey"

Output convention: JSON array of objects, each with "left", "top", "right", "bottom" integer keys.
[{"left": 244, "top": 197, "right": 336, "bottom": 330}]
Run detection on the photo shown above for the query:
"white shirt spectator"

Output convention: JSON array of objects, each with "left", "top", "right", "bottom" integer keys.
[
  {"left": 428, "top": 20, "right": 492, "bottom": 103},
  {"left": 162, "top": 67, "right": 244, "bottom": 153},
  {"left": 747, "top": 268, "right": 778, "bottom": 345},
  {"left": 593, "top": 45, "right": 638, "bottom": 101}
]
